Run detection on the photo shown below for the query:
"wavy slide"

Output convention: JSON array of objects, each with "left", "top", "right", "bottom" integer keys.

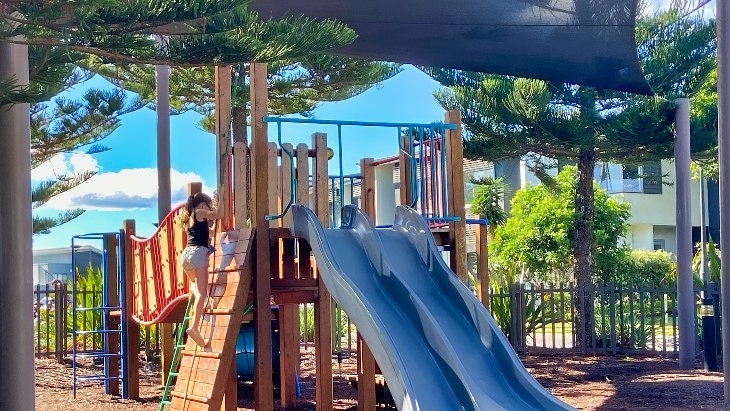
[{"left": 291, "top": 204, "right": 574, "bottom": 411}]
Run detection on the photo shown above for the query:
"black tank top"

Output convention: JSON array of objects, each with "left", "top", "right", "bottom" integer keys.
[{"left": 187, "top": 211, "right": 210, "bottom": 247}]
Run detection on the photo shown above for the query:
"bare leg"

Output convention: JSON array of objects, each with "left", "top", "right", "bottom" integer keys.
[{"left": 185, "top": 266, "right": 209, "bottom": 347}]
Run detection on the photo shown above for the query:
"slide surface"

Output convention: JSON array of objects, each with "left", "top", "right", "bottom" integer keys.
[{"left": 291, "top": 204, "right": 574, "bottom": 411}]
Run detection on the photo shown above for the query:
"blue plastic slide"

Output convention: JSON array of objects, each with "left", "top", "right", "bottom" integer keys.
[{"left": 291, "top": 204, "right": 574, "bottom": 411}]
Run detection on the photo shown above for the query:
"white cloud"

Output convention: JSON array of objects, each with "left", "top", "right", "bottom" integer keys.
[
  {"left": 32, "top": 152, "right": 99, "bottom": 182},
  {"left": 36, "top": 167, "right": 213, "bottom": 211}
]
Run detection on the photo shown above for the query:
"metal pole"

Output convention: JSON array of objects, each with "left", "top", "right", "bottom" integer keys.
[
  {"left": 156, "top": 35, "right": 171, "bottom": 221},
  {"left": 699, "top": 164, "right": 718, "bottom": 371},
  {"left": 0, "top": 38, "right": 35, "bottom": 410},
  {"left": 700, "top": 165, "right": 709, "bottom": 287},
  {"left": 717, "top": 0, "right": 730, "bottom": 402},
  {"left": 674, "top": 98, "right": 695, "bottom": 370}
]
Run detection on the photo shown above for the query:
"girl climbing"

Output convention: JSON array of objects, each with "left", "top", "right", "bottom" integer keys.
[{"left": 180, "top": 190, "right": 225, "bottom": 347}]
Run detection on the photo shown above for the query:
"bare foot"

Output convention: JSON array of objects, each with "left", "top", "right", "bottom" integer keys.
[{"left": 186, "top": 328, "right": 206, "bottom": 348}]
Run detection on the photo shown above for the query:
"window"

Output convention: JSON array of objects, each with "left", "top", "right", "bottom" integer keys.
[
  {"left": 653, "top": 239, "right": 666, "bottom": 251},
  {"left": 642, "top": 162, "right": 662, "bottom": 194}
]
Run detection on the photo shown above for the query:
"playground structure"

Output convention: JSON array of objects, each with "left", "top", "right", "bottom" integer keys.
[{"left": 107, "top": 64, "right": 570, "bottom": 410}]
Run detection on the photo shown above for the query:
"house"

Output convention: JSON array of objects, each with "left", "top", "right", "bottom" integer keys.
[
  {"left": 492, "top": 157, "right": 712, "bottom": 256},
  {"left": 32, "top": 245, "right": 103, "bottom": 286}
]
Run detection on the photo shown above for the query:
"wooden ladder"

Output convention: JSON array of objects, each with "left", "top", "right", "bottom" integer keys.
[{"left": 165, "top": 228, "right": 254, "bottom": 411}]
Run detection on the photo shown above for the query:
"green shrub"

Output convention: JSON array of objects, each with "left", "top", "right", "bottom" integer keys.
[{"left": 597, "top": 249, "right": 675, "bottom": 286}]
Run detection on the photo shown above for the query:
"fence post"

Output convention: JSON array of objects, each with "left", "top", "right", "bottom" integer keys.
[
  {"left": 509, "top": 282, "right": 524, "bottom": 354},
  {"left": 54, "top": 282, "right": 66, "bottom": 363}
]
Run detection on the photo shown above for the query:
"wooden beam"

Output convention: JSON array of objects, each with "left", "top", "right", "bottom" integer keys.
[
  {"left": 103, "top": 233, "right": 120, "bottom": 396},
  {"left": 475, "top": 224, "right": 490, "bottom": 309},
  {"left": 445, "top": 110, "right": 468, "bottom": 282},
  {"left": 215, "top": 65, "right": 232, "bottom": 188},
  {"left": 357, "top": 158, "right": 377, "bottom": 410},
  {"left": 122, "top": 219, "right": 140, "bottom": 399},
  {"left": 250, "top": 62, "right": 274, "bottom": 411},
  {"left": 279, "top": 304, "right": 300, "bottom": 408},
  {"left": 312, "top": 132, "right": 333, "bottom": 411}
]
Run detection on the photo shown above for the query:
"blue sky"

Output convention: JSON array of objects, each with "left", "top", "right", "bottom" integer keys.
[{"left": 31, "top": 65, "right": 447, "bottom": 250}]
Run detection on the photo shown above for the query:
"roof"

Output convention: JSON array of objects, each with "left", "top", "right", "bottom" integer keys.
[
  {"left": 249, "top": 0, "right": 651, "bottom": 94},
  {"left": 33, "top": 245, "right": 103, "bottom": 257}
]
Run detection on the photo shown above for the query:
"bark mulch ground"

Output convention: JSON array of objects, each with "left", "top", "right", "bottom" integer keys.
[{"left": 35, "top": 349, "right": 726, "bottom": 410}]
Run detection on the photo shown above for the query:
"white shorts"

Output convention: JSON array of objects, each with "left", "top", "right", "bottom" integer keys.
[{"left": 181, "top": 246, "right": 210, "bottom": 270}]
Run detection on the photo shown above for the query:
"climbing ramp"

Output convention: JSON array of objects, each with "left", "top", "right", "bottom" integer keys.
[{"left": 165, "top": 228, "right": 254, "bottom": 411}]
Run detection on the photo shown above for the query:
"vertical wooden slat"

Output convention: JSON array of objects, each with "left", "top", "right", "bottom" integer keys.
[
  {"left": 445, "top": 110, "right": 467, "bottom": 283},
  {"left": 296, "top": 144, "right": 311, "bottom": 280},
  {"left": 312, "top": 133, "right": 329, "bottom": 226},
  {"left": 233, "top": 142, "right": 249, "bottom": 228},
  {"left": 357, "top": 157, "right": 377, "bottom": 410},
  {"left": 475, "top": 224, "right": 489, "bottom": 309},
  {"left": 281, "top": 143, "right": 294, "bottom": 228},
  {"left": 123, "top": 219, "right": 140, "bottom": 399},
  {"left": 268, "top": 143, "right": 282, "bottom": 280},
  {"left": 250, "top": 61, "right": 273, "bottom": 411}
]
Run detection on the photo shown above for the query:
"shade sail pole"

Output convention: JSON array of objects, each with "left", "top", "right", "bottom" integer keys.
[{"left": 0, "top": 37, "right": 35, "bottom": 411}]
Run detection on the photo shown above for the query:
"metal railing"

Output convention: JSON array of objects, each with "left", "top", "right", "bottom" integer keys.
[
  {"left": 489, "top": 282, "right": 721, "bottom": 356},
  {"left": 33, "top": 283, "right": 162, "bottom": 360}
]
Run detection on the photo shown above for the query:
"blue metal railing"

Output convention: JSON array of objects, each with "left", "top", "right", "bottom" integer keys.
[
  {"left": 71, "top": 232, "right": 126, "bottom": 398},
  {"left": 262, "top": 116, "right": 460, "bottom": 223}
]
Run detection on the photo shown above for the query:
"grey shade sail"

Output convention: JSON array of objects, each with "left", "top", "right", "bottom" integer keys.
[{"left": 249, "top": 0, "right": 653, "bottom": 95}]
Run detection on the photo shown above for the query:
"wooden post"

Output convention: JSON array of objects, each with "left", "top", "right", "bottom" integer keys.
[
  {"left": 250, "top": 62, "right": 274, "bottom": 411},
  {"left": 445, "top": 110, "right": 468, "bottom": 282},
  {"left": 53, "top": 282, "right": 66, "bottom": 364},
  {"left": 122, "top": 219, "right": 140, "bottom": 399},
  {"left": 312, "top": 133, "right": 333, "bottom": 411},
  {"left": 356, "top": 158, "right": 377, "bottom": 410},
  {"left": 279, "top": 142, "right": 299, "bottom": 409},
  {"left": 103, "top": 233, "right": 120, "bottom": 395},
  {"left": 475, "top": 224, "right": 490, "bottom": 309},
  {"left": 215, "top": 65, "right": 233, "bottom": 188}
]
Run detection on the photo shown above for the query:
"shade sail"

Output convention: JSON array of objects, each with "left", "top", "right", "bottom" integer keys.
[{"left": 249, "top": 0, "right": 652, "bottom": 95}]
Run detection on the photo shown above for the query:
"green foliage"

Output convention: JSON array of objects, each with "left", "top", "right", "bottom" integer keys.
[
  {"left": 689, "top": 236, "right": 721, "bottom": 284},
  {"left": 469, "top": 176, "right": 508, "bottom": 229},
  {"left": 299, "top": 304, "right": 315, "bottom": 343},
  {"left": 88, "top": 57, "right": 401, "bottom": 134},
  {"left": 594, "top": 296, "right": 654, "bottom": 350},
  {"left": 598, "top": 249, "right": 675, "bottom": 286},
  {"left": 490, "top": 167, "right": 630, "bottom": 284},
  {"left": 72, "top": 264, "right": 104, "bottom": 349},
  {"left": 2, "top": 1, "right": 357, "bottom": 66},
  {"left": 488, "top": 283, "right": 563, "bottom": 342}
]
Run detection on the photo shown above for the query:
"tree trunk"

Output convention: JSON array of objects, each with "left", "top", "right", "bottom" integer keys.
[
  {"left": 232, "top": 106, "right": 247, "bottom": 144},
  {"left": 231, "top": 106, "right": 251, "bottom": 219},
  {"left": 573, "top": 149, "right": 595, "bottom": 351}
]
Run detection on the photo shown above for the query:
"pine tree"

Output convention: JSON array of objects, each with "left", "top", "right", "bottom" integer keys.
[
  {"left": 424, "top": 8, "right": 716, "bottom": 347},
  {"left": 1, "top": 0, "right": 360, "bottom": 234},
  {"left": 84, "top": 56, "right": 401, "bottom": 142}
]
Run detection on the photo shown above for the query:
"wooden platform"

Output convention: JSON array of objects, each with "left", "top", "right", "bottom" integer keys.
[{"left": 168, "top": 228, "right": 254, "bottom": 411}]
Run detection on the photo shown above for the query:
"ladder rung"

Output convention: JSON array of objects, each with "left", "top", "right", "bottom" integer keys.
[
  {"left": 175, "top": 344, "right": 186, "bottom": 349},
  {"left": 170, "top": 391, "right": 211, "bottom": 404},
  {"left": 204, "top": 308, "right": 234, "bottom": 315},
  {"left": 180, "top": 350, "right": 222, "bottom": 359},
  {"left": 169, "top": 372, "right": 179, "bottom": 377}
]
